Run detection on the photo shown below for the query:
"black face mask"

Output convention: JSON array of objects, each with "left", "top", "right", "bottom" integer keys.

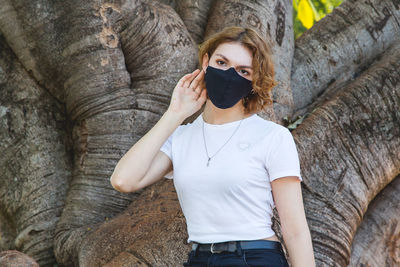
[{"left": 204, "top": 66, "right": 253, "bottom": 109}]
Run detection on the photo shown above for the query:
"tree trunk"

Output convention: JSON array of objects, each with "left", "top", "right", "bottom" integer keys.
[
  {"left": 0, "top": 34, "right": 71, "bottom": 266},
  {"left": 0, "top": 0, "right": 399, "bottom": 266},
  {"left": 348, "top": 175, "right": 400, "bottom": 267},
  {"left": 293, "top": 40, "right": 400, "bottom": 266},
  {"left": 291, "top": 0, "right": 400, "bottom": 118}
]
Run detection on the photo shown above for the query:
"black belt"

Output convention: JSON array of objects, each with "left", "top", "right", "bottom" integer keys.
[{"left": 191, "top": 240, "right": 283, "bottom": 254}]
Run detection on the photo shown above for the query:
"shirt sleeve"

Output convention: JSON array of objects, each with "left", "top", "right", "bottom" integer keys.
[
  {"left": 265, "top": 127, "right": 303, "bottom": 182},
  {"left": 160, "top": 130, "right": 174, "bottom": 179}
]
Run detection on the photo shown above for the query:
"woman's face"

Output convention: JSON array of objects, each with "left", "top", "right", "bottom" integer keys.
[{"left": 202, "top": 41, "right": 253, "bottom": 81}]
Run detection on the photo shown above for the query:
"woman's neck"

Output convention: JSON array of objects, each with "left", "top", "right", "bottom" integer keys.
[{"left": 202, "top": 100, "right": 253, "bottom": 125}]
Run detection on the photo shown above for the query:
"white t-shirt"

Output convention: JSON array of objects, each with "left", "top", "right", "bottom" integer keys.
[{"left": 160, "top": 112, "right": 302, "bottom": 244}]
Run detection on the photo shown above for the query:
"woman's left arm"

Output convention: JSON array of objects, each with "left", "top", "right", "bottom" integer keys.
[{"left": 271, "top": 176, "right": 316, "bottom": 267}]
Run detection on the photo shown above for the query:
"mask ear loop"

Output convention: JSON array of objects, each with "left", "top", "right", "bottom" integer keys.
[
  {"left": 204, "top": 66, "right": 208, "bottom": 99},
  {"left": 243, "top": 93, "right": 251, "bottom": 106},
  {"left": 243, "top": 89, "right": 255, "bottom": 109}
]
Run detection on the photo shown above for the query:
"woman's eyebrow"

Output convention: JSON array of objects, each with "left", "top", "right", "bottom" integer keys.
[{"left": 215, "top": 53, "right": 253, "bottom": 69}]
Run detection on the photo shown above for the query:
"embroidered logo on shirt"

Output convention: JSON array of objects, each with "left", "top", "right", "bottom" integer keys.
[{"left": 237, "top": 142, "right": 251, "bottom": 150}]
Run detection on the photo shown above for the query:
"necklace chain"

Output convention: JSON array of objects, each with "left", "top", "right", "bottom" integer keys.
[{"left": 202, "top": 115, "right": 244, "bottom": 167}]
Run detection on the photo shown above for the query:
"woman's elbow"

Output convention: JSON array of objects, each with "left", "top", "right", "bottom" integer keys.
[{"left": 110, "top": 174, "right": 136, "bottom": 193}]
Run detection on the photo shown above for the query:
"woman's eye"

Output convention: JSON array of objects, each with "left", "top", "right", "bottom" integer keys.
[
  {"left": 217, "top": 60, "right": 226, "bottom": 66},
  {"left": 240, "top": 70, "right": 249, "bottom": 75}
]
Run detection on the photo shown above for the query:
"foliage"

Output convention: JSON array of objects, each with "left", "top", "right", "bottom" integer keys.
[{"left": 293, "top": 0, "right": 343, "bottom": 39}]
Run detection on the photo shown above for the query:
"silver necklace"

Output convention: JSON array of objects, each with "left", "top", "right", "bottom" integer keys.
[{"left": 202, "top": 114, "right": 244, "bottom": 167}]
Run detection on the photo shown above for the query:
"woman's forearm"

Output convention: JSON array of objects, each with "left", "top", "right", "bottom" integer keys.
[
  {"left": 282, "top": 229, "right": 316, "bottom": 267},
  {"left": 110, "top": 109, "right": 184, "bottom": 192}
]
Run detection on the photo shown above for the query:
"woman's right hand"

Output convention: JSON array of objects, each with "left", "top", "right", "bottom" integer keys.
[{"left": 167, "top": 69, "right": 207, "bottom": 120}]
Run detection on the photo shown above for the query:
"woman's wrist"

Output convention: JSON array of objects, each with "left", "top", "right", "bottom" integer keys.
[{"left": 164, "top": 108, "right": 187, "bottom": 126}]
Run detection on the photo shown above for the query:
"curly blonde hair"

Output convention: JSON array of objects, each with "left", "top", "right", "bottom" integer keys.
[{"left": 198, "top": 26, "right": 279, "bottom": 114}]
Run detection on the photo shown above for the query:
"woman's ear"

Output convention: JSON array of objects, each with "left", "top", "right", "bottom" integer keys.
[{"left": 202, "top": 53, "right": 209, "bottom": 73}]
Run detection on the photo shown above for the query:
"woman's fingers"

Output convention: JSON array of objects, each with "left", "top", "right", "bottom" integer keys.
[
  {"left": 196, "top": 87, "right": 207, "bottom": 104},
  {"left": 170, "top": 69, "right": 207, "bottom": 118},
  {"left": 195, "top": 80, "right": 206, "bottom": 94},
  {"left": 177, "top": 72, "right": 194, "bottom": 89},
  {"left": 177, "top": 69, "right": 206, "bottom": 102},
  {"left": 189, "top": 69, "right": 204, "bottom": 91},
  {"left": 183, "top": 69, "right": 200, "bottom": 89}
]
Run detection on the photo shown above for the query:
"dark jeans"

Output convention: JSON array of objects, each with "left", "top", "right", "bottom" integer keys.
[{"left": 183, "top": 240, "right": 290, "bottom": 267}]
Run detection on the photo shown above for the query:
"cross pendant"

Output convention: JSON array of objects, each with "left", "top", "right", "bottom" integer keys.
[{"left": 207, "top": 157, "right": 211, "bottom": 167}]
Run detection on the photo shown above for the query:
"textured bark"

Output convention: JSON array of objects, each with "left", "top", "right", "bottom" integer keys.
[
  {"left": 174, "top": 0, "right": 213, "bottom": 44},
  {"left": 0, "top": 250, "right": 39, "bottom": 266},
  {"left": 78, "top": 179, "right": 189, "bottom": 266},
  {"left": 0, "top": 34, "right": 71, "bottom": 266},
  {"left": 53, "top": 1, "right": 196, "bottom": 266},
  {"left": 348, "top": 175, "right": 400, "bottom": 267},
  {"left": 157, "top": 0, "right": 214, "bottom": 52},
  {"left": 0, "top": 0, "right": 399, "bottom": 266},
  {"left": 0, "top": 0, "right": 195, "bottom": 265},
  {"left": 291, "top": 0, "right": 400, "bottom": 117},
  {"left": 293, "top": 41, "right": 400, "bottom": 266}
]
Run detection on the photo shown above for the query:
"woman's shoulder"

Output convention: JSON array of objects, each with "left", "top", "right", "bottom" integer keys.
[
  {"left": 251, "top": 114, "right": 288, "bottom": 135},
  {"left": 173, "top": 117, "right": 198, "bottom": 137}
]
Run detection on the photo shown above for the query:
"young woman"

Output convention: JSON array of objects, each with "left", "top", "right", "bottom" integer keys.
[{"left": 111, "top": 26, "right": 316, "bottom": 267}]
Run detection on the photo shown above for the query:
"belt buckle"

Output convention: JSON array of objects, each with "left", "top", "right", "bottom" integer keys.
[{"left": 210, "top": 243, "right": 223, "bottom": 254}]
